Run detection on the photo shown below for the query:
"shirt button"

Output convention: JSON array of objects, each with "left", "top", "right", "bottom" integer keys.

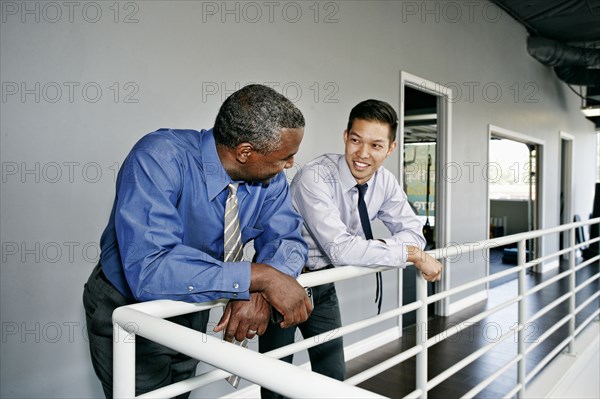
[
  {"left": 232, "top": 293, "right": 238, "bottom": 298},
  {"left": 188, "top": 286, "right": 194, "bottom": 292},
  {"left": 233, "top": 282, "right": 239, "bottom": 289}
]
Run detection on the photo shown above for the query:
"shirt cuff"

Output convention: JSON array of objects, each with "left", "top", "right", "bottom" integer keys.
[
  {"left": 380, "top": 241, "right": 409, "bottom": 267},
  {"left": 220, "top": 261, "right": 251, "bottom": 300}
]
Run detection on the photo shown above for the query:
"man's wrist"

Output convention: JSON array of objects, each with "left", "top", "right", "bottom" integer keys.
[
  {"left": 249, "top": 263, "right": 272, "bottom": 292},
  {"left": 406, "top": 245, "right": 423, "bottom": 266}
]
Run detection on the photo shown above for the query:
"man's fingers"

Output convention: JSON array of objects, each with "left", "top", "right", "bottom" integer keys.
[
  {"left": 422, "top": 271, "right": 441, "bottom": 282},
  {"left": 305, "top": 293, "right": 314, "bottom": 315},
  {"left": 279, "top": 306, "right": 298, "bottom": 328},
  {"left": 256, "top": 320, "right": 268, "bottom": 336},
  {"left": 214, "top": 304, "right": 232, "bottom": 333},
  {"left": 246, "top": 326, "right": 259, "bottom": 339},
  {"left": 228, "top": 310, "right": 253, "bottom": 341},
  {"left": 220, "top": 294, "right": 271, "bottom": 340},
  {"left": 279, "top": 292, "right": 312, "bottom": 328},
  {"left": 223, "top": 308, "right": 245, "bottom": 342},
  {"left": 279, "top": 312, "right": 293, "bottom": 329},
  {"left": 235, "top": 324, "right": 251, "bottom": 341},
  {"left": 224, "top": 315, "right": 241, "bottom": 342}
]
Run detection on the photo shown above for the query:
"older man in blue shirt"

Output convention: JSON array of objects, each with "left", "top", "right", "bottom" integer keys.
[{"left": 83, "top": 84, "right": 312, "bottom": 398}]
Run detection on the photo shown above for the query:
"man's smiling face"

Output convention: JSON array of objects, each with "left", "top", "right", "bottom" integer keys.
[{"left": 343, "top": 118, "right": 396, "bottom": 184}]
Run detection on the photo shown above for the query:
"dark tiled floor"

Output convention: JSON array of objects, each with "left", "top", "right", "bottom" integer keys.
[{"left": 346, "top": 257, "right": 599, "bottom": 398}]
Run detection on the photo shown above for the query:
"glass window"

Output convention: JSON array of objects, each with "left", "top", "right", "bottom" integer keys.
[{"left": 489, "top": 139, "right": 535, "bottom": 201}]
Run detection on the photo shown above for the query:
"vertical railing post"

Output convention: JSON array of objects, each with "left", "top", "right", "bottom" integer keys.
[
  {"left": 567, "top": 226, "right": 577, "bottom": 353},
  {"left": 517, "top": 239, "right": 527, "bottom": 399},
  {"left": 416, "top": 272, "right": 428, "bottom": 398},
  {"left": 113, "top": 322, "right": 136, "bottom": 398}
]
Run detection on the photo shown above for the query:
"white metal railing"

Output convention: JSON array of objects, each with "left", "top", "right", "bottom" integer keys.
[{"left": 113, "top": 218, "right": 600, "bottom": 398}]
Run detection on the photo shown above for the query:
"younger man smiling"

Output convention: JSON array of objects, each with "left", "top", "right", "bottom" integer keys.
[{"left": 259, "top": 99, "right": 443, "bottom": 398}]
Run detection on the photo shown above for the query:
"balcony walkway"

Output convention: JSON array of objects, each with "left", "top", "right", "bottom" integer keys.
[{"left": 346, "top": 256, "right": 600, "bottom": 398}]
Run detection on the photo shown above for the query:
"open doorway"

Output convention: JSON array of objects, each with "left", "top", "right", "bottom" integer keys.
[
  {"left": 487, "top": 126, "right": 544, "bottom": 286},
  {"left": 400, "top": 72, "right": 452, "bottom": 325},
  {"left": 403, "top": 86, "right": 438, "bottom": 250}
]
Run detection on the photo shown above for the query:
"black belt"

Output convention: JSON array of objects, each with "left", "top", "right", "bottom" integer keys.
[
  {"left": 94, "top": 262, "right": 114, "bottom": 286},
  {"left": 302, "top": 264, "right": 334, "bottom": 273},
  {"left": 93, "top": 262, "right": 136, "bottom": 302}
]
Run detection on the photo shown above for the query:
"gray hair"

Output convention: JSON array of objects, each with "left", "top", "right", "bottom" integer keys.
[{"left": 213, "top": 84, "right": 305, "bottom": 154}]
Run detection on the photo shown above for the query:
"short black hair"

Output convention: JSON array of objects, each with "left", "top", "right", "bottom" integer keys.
[
  {"left": 213, "top": 84, "right": 305, "bottom": 154},
  {"left": 346, "top": 99, "right": 398, "bottom": 142}
]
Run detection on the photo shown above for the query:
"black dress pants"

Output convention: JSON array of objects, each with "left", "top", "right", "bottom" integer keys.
[
  {"left": 83, "top": 263, "right": 210, "bottom": 398},
  {"left": 258, "top": 281, "right": 345, "bottom": 399}
]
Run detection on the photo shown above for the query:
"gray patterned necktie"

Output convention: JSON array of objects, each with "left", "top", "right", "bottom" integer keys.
[
  {"left": 224, "top": 183, "right": 243, "bottom": 262},
  {"left": 223, "top": 183, "right": 247, "bottom": 388}
]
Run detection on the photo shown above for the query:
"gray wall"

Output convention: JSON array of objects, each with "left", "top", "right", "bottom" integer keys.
[
  {"left": 1, "top": 1, "right": 596, "bottom": 397},
  {"left": 491, "top": 200, "right": 529, "bottom": 236}
]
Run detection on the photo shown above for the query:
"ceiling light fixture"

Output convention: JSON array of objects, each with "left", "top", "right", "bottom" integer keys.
[{"left": 582, "top": 106, "right": 600, "bottom": 118}]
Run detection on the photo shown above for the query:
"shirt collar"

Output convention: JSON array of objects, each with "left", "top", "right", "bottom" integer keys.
[{"left": 200, "top": 129, "right": 236, "bottom": 201}]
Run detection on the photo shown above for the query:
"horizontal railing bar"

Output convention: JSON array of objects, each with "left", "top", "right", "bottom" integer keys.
[
  {"left": 426, "top": 218, "right": 600, "bottom": 258},
  {"left": 574, "top": 239, "right": 592, "bottom": 251},
  {"left": 527, "top": 247, "right": 575, "bottom": 267},
  {"left": 526, "top": 270, "right": 572, "bottom": 296},
  {"left": 528, "top": 293, "right": 572, "bottom": 324},
  {"left": 520, "top": 232, "right": 599, "bottom": 270},
  {"left": 297, "top": 265, "right": 392, "bottom": 290},
  {"left": 121, "top": 299, "right": 226, "bottom": 319},
  {"left": 505, "top": 383, "right": 523, "bottom": 399},
  {"left": 403, "top": 389, "right": 423, "bottom": 399},
  {"left": 113, "top": 307, "right": 383, "bottom": 398},
  {"left": 140, "top": 299, "right": 424, "bottom": 398},
  {"left": 460, "top": 354, "right": 522, "bottom": 399},
  {"left": 300, "top": 220, "right": 600, "bottom": 294},
  {"left": 525, "top": 336, "right": 573, "bottom": 385},
  {"left": 428, "top": 267, "right": 523, "bottom": 304},
  {"left": 525, "top": 314, "right": 571, "bottom": 355},
  {"left": 142, "top": 299, "right": 425, "bottom": 396},
  {"left": 523, "top": 251, "right": 562, "bottom": 268},
  {"left": 265, "top": 301, "right": 423, "bottom": 360},
  {"left": 580, "top": 236, "right": 600, "bottom": 248},
  {"left": 137, "top": 369, "right": 231, "bottom": 398},
  {"left": 427, "top": 329, "right": 515, "bottom": 390},
  {"left": 574, "top": 273, "right": 600, "bottom": 294},
  {"left": 574, "top": 292, "right": 600, "bottom": 317},
  {"left": 574, "top": 310, "right": 600, "bottom": 336},
  {"left": 575, "top": 254, "right": 600, "bottom": 271},
  {"left": 427, "top": 296, "right": 521, "bottom": 346},
  {"left": 551, "top": 246, "right": 579, "bottom": 258},
  {"left": 345, "top": 345, "right": 424, "bottom": 386}
]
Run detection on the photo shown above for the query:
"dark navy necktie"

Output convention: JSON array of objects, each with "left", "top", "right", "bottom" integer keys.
[{"left": 356, "top": 183, "right": 383, "bottom": 314}]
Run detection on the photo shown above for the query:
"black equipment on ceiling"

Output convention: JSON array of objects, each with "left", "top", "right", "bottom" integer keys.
[{"left": 489, "top": 0, "right": 600, "bottom": 127}]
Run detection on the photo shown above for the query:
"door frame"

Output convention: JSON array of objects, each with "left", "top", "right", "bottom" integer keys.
[
  {"left": 399, "top": 71, "right": 453, "bottom": 318},
  {"left": 560, "top": 131, "right": 574, "bottom": 260},
  {"left": 487, "top": 125, "right": 546, "bottom": 276}
]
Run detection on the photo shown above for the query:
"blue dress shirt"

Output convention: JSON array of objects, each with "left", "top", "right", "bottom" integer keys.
[{"left": 99, "top": 128, "right": 307, "bottom": 303}]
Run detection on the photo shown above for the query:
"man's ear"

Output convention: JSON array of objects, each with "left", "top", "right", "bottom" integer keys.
[
  {"left": 235, "top": 142, "right": 253, "bottom": 164},
  {"left": 387, "top": 140, "right": 397, "bottom": 155},
  {"left": 343, "top": 130, "right": 348, "bottom": 144}
]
